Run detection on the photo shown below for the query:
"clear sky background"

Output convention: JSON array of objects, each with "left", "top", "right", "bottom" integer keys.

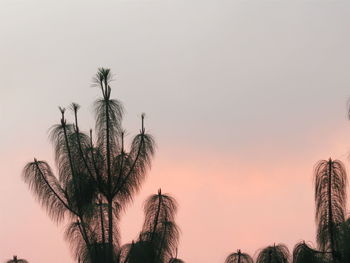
[{"left": 1, "top": 0, "right": 350, "bottom": 262}]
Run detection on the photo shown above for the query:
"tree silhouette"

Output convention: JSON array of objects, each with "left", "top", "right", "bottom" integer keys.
[
  {"left": 292, "top": 241, "right": 328, "bottom": 263},
  {"left": 256, "top": 244, "right": 289, "bottom": 263},
  {"left": 23, "top": 68, "right": 155, "bottom": 263},
  {"left": 139, "top": 189, "right": 179, "bottom": 263},
  {"left": 118, "top": 189, "right": 179, "bottom": 263},
  {"left": 314, "top": 158, "right": 347, "bottom": 262},
  {"left": 5, "top": 256, "right": 28, "bottom": 263},
  {"left": 224, "top": 249, "right": 253, "bottom": 263}
]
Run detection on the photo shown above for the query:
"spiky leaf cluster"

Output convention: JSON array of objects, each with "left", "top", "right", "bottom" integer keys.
[
  {"left": 23, "top": 68, "right": 156, "bottom": 263},
  {"left": 5, "top": 256, "right": 29, "bottom": 263},
  {"left": 314, "top": 159, "right": 347, "bottom": 255},
  {"left": 292, "top": 242, "right": 329, "bottom": 263},
  {"left": 225, "top": 250, "right": 253, "bottom": 263},
  {"left": 256, "top": 244, "right": 290, "bottom": 263},
  {"left": 119, "top": 190, "right": 179, "bottom": 263}
]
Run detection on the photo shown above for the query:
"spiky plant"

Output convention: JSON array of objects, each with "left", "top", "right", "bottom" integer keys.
[
  {"left": 224, "top": 249, "right": 253, "bottom": 263},
  {"left": 5, "top": 256, "right": 28, "bottom": 263},
  {"left": 292, "top": 241, "right": 329, "bottom": 263},
  {"left": 314, "top": 158, "right": 347, "bottom": 262},
  {"left": 23, "top": 68, "right": 155, "bottom": 263},
  {"left": 131, "top": 189, "right": 179, "bottom": 263},
  {"left": 256, "top": 244, "right": 290, "bottom": 263}
]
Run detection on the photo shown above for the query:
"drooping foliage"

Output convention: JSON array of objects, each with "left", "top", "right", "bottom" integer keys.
[
  {"left": 23, "top": 68, "right": 156, "bottom": 263},
  {"left": 118, "top": 189, "right": 179, "bottom": 263},
  {"left": 224, "top": 249, "right": 253, "bottom": 263},
  {"left": 292, "top": 241, "right": 329, "bottom": 263},
  {"left": 5, "top": 256, "right": 28, "bottom": 263},
  {"left": 256, "top": 244, "right": 290, "bottom": 263},
  {"left": 314, "top": 158, "right": 347, "bottom": 261}
]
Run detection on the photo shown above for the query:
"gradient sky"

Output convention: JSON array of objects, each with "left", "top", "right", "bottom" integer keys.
[{"left": 2, "top": 0, "right": 350, "bottom": 262}]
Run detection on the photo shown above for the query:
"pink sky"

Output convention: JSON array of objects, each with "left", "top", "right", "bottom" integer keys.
[{"left": 2, "top": 0, "right": 350, "bottom": 262}]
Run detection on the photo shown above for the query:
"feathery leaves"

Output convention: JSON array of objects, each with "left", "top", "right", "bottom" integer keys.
[
  {"left": 225, "top": 250, "right": 253, "bottom": 263},
  {"left": 138, "top": 189, "right": 179, "bottom": 263},
  {"left": 314, "top": 158, "right": 347, "bottom": 259},
  {"left": 5, "top": 256, "right": 29, "bottom": 263},
  {"left": 292, "top": 241, "right": 329, "bottom": 263},
  {"left": 256, "top": 244, "right": 290, "bottom": 263},
  {"left": 23, "top": 68, "right": 158, "bottom": 263}
]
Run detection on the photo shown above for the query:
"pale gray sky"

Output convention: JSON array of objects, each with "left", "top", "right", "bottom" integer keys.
[{"left": 1, "top": 1, "right": 350, "bottom": 263}]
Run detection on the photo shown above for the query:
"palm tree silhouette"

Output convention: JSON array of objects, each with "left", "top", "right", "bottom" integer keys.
[
  {"left": 139, "top": 189, "right": 179, "bottom": 263},
  {"left": 118, "top": 189, "right": 179, "bottom": 263},
  {"left": 256, "top": 244, "right": 289, "bottom": 263},
  {"left": 224, "top": 249, "right": 253, "bottom": 263},
  {"left": 314, "top": 158, "right": 347, "bottom": 262},
  {"left": 23, "top": 68, "right": 155, "bottom": 263},
  {"left": 5, "top": 256, "right": 28, "bottom": 263},
  {"left": 292, "top": 241, "right": 329, "bottom": 263}
]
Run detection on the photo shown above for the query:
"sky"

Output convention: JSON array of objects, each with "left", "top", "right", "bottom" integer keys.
[{"left": 1, "top": 0, "right": 350, "bottom": 262}]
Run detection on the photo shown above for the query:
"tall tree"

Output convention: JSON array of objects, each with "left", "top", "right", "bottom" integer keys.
[
  {"left": 314, "top": 158, "right": 347, "bottom": 262},
  {"left": 23, "top": 68, "right": 155, "bottom": 263},
  {"left": 89, "top": 68, "right": 155, "bottom": 261},
  {"left": 224, "top": 249, "right": 253, "bottom": 263}
]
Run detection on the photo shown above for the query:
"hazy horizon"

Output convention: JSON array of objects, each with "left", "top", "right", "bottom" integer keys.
[{"left": 2, "top": 0, "right": 350, "bottom": 262}]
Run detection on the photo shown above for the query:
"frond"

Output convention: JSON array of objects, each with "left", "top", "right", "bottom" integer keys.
[
  {"left": 155, "top": 221, "right": 180, "bottom": 262},
  {"left": 48, "top": 122, "right": 75, "bottom": 184},
  {"left": 65, "top": 221, "right": 90, "bottom": 261},
  {"left": 94, "top": 97, "right": 124, "bottom": 157},
  {"left": 130, "top": 132, "right": 156, "bottom": 172},
  {"left": 65, "top": 220, "right": 118, "bottom": 263},
  {"left": 142, "top": 190, "right": 177, "bottom": 234},
  {"left": 86, "top": 200, "right": 121, "bottom": 249},
  {"left": 93, "top": 68, "right": 124, "bottom": 159},
  {"left": 6, "top": 257, "right": 29, "bottom": 263},
  {"left": 70, "top": 102, "right": 81, "bottom": 112},
  {"left": 113, "top": 132, "right": 155, "bottom": 204},
  {"left": 49, "top": 117, "right": 98, "bottom": 215},
  {"left": 22, "top": 160, "right": 71, "bottom": 222},
  {"left": 292, "top": 241, "right": 328, "bottom": 263},
  {"left": 314, "top": 159, "right": 347, "bottom": 252},
  {"left": 256, "top": 244, "right": 290, "bottom": 263},
  {"left": 138, "top": 191, "right": 179, "bottom": 263},
  {"left": 225, "top": 250, "right": 253, "bottom": 263},
  {"left": 64, "top": 171, "right": 97, "bottom": 217},
  {"left": 92, "top": 68, "right": 114, "bottom": 92}
]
